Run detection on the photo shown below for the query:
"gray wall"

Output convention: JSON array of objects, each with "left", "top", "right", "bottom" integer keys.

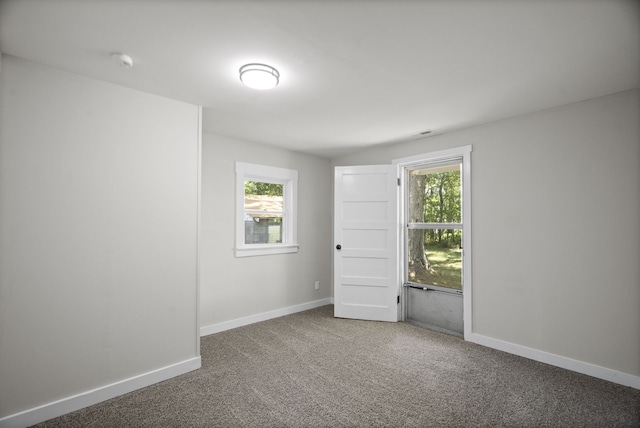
[
  {"left": 199, "top": 133, "right": 332, "bottom": 330},
  {"left": 334, "top": 90, "right": 640, "bottom": 378},
  {"left": 0, "top": 56, "right": 200, "bottom": 418}
]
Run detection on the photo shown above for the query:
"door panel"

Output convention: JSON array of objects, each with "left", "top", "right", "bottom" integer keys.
[
  {"left": 342, "top": 201, "right": 389, "bottom": 221},
  {"left": 342, "top": 229, "right": 388, "bottom": 249},
  {"left": 334, "top": 165, "right": 398, "bottom": 322}
]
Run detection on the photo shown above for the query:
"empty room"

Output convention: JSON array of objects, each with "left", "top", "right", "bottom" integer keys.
[{"left": 0, "top": 1, "right": 638, "bottom": 427}]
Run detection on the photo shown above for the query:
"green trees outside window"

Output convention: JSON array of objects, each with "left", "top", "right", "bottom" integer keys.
[
  {"left": 244, "top": 181, "right": 283, "bottom": 197},
  {"left": 408, "top": 165, "right": 462, "bottom": 289}
]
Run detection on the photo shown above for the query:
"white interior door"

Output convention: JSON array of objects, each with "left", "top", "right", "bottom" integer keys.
[{"left": 334, "top": 165, "right": 398, "bottom": 322}]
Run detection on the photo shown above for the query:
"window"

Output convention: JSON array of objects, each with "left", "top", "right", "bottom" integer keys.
[{"left": 235, "top": 162, "right": 298, "bottom": 257}]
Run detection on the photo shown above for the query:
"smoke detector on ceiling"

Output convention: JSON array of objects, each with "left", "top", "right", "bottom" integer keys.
[{"left": 111, "top": 53, "right": 133, "bottom": 69}]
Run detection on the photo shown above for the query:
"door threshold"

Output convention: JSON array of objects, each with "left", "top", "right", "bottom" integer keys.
[{"left": 405, "top": 319, "right": 463, "bottom": 338}]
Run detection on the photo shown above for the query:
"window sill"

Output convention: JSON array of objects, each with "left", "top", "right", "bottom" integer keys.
[{"left": 235, "top": 244, "right": 299, "bottom": 258}]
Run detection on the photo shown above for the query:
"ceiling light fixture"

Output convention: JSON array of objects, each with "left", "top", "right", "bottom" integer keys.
[{"left": 239, "top": 63, "right": 280, "bottom": 90}]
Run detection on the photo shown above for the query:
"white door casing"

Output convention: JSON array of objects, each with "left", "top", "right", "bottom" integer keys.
[
  {"left": 334, "top": 165, "right": 399, "bottom": 322},
  {"left": 393, "top": 145, "right": 472, "bottom": 338}
]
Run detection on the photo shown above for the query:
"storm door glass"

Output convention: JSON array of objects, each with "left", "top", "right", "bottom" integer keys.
[{"left": 406, "top": 160, "right": 462, "bottom": 291}]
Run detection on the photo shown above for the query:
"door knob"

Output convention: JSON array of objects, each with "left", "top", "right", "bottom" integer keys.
[{"left": 336, "top": 244, "right": 342, "bottom": 250}]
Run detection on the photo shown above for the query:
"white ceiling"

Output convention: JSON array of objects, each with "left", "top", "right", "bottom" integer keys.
[{"left": 1, "top": 0, "right": 638, "bottom": 158}]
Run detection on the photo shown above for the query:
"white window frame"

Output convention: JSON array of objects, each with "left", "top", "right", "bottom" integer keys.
[{"left": 235, "top": 162, "right": 298, "bottom": 257}]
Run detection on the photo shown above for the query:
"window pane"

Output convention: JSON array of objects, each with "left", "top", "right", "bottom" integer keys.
[
  {"left": 244, "top": 181, "right": 284, "bottom": 244},
  {"left": 244, "top": 214, "right": 283, "bottom": 244},
  {"left": 407, "top": 228, "right": 462, "bottom": 290},
  {"left": 244, "top": 181, "right": 283, "bottom": 211},
  {"left": 407, "top": 162, "right": 462, "bottom": 290},
  {"left": 408, "top": 164, "right": 461, "bottom": 224}
]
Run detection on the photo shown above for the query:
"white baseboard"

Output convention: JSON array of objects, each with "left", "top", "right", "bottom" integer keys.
[
  {"left": 0, "top": 357, "right": 201, "bottom": 428},
  {"left": 200, "top": 298, "right": 333, "bottom": 336},
  {"left": 468, "top": 333, "right": 640, "bottom": 390}
]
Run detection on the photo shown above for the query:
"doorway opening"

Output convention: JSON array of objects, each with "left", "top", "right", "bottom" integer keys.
[{"left": 394, "top": 146, "right": 472, "bottom": 338}]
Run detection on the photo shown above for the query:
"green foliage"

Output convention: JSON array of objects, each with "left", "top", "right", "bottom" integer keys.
[
  {"left": 424, "top": 171, "right": 460, "bottom": 222},
  {"left": 423, "top": 171, "right": 461, "bottom": 247},
  {"left": 244, "top": 181, "right": 283, "bottom": 196},
  {"left": 407, "top": 241, "right": 462, "bottom": 289},
  {"left": 423, "top": 244, "right": 462, "bottom": 289}
]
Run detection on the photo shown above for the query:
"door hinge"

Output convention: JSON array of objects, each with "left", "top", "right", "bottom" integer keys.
[
  {"left": 397, "top": 177, "right": 401, "bottom": 186},
  {"left": 397, "top": 295, "right": 400, "bottom": 304}
]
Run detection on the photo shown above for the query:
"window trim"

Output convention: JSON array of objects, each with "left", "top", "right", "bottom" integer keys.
[{"left": 235, "top": 162, "right": 298, "bottom": 257}]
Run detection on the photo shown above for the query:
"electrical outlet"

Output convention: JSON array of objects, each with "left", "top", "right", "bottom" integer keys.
[{"left": 314, "top": 281, "right": 320, "bottom": 290}]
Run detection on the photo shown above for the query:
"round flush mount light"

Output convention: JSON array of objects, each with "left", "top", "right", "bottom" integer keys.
[{"left": 239, "top": 63, "right": 280, "bottom": 90}]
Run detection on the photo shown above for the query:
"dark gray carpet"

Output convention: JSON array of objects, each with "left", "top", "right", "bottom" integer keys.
[{"left": 34, "top": 305, "right": 639, "bottom": 427}]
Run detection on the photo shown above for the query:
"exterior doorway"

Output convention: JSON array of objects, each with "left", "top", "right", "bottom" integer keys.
[
  {"left": 333, "top": 145, "right": 472, "bottom": 338},
  {"left": 394, "top": 146, "right": 472, "bottom": 337}
]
